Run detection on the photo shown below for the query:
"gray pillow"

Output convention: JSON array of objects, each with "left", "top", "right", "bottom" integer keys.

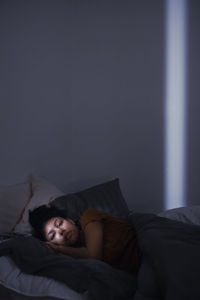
[
  {"left": 158, "top": 206, "right": 200, "bottom": 226},
  {"left": 0, "top": 182, "right": 31, "bottom": 233},
  {"left": 50, "top": 178, "right": 130, "bottom": 221}
]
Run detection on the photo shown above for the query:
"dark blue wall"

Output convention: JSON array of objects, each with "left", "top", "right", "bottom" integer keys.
[{"left": 0, "top": 0, "right": 165, "bottom": 213}]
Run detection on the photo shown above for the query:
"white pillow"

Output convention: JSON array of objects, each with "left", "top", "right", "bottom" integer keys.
[
  {"left": 158, "top": 206, "right": 200, "bottom": 226},
  {"left": 14, "top": 177, "right": 64, "bottom": 234},
  {"left": 0, "top": 182, "right": 31, "bottom": 233}
]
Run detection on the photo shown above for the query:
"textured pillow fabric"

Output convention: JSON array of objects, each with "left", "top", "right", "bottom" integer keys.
[
  {"left": 14, "top": 177, "right": 64, "bottom": 234},
  {"left": 158, "top": 206, "right": 200, "bottom": 226},
  {"left": 0, "top": 255, "right": 85, "bottom": 300},
  {"left": 0, "top": 182, "right": 31, "bottom": 233},
  {"left": 51, "top": 178, "right": 130, "bottom": 221}
]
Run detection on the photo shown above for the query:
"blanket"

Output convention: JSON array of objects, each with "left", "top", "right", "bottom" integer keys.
[
  {"left": 1, "top": 213, "right": 200, "bottom": 300},
  {"left": 128, "top": 213, "right": 200, "bottom": 300},
  {"left": 0, "top": 235, "right": 136, "bottom": 300}
]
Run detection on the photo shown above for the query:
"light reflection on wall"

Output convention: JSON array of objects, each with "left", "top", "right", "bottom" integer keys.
[{"left": 164, "top": 0, "right": 187, "bottom": 210}]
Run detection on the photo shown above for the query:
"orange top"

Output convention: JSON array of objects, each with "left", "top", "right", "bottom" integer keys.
[{"left": 80, "top": 209, "right": 139, "bottom": 273}]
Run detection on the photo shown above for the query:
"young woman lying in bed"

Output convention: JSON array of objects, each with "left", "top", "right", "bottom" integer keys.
[{"left": 29, "top": 206, "right": 140, "bottom": 274}]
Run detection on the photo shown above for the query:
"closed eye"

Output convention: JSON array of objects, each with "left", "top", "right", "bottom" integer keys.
[
  {"left": 54, "top": 219, "right": 63, "bottom": 227},
  {"left": 48, "top": 219, "right": 63, "bottom": 240},
  {"left": 48, "top": 230, "right": 55, "bottom": 241},
  {"left": 55, "top": 218, "right": 63, "bottom": 227}
]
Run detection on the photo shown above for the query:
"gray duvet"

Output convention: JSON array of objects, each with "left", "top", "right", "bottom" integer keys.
[
  {"left": 1, "top": 213, "right": 200, "bottom": 300},
  {"left": 128, "top": 213, "right": 200, "bottom": 300},
  {"left": 0, "top": 235, "right": 136, "bottom": 300}
]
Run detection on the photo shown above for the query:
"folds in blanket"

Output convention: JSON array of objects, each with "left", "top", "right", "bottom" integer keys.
[
  {"left": 0, "top": 236, "right": 136, "bottom": 300},
  {"left": 129, "top": 212, "right": 200, "bottom": 300}
]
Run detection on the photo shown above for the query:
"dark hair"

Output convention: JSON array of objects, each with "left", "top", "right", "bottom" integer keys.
[{"left": 29, "top": 205, "right": 67, "bottom": 240}]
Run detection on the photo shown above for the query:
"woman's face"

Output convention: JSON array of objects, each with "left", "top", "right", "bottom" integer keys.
[{"left": 43, "top": 217, "right": 80, "bottom": 246}]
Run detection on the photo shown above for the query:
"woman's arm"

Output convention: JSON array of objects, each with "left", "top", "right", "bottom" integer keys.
[
  {"left": 46, "top": 221, "right": 103, "bottom": 260},
  {"left": 84, "top": 220, "right": 103, "bottom": 259},
  {"left": 46, "top": 243, "right": 89, "bottom": 258}
]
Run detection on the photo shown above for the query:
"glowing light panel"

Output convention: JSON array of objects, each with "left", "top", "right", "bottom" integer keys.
[{"left": 164, "top": 0, "right": 187, "bottom": 210}]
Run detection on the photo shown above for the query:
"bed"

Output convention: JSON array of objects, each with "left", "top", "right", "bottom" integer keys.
[{"left": 1, "top": 176, "right": 200, "bottom": 300}]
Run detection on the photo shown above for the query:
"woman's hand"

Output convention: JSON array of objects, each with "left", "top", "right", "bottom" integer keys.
[
  {"left": 46, "top": 242, "right": 72, "bottom": 258},
  {"left": 46, "top": 242, "right": 64, "bottom": 254},
  {"left": 45, "top": 241, "right": 90, "bottom": 259}
]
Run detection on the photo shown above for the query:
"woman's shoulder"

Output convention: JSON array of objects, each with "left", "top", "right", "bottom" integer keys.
[
  {"left": 80, "top": 209, "right": 108, "bottom": 230},
  {"left": 81, "top": 208, "right": 108, "bottom": 220}
]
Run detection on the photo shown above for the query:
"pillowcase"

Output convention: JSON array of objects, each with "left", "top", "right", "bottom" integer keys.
[
  {"left": 14, "top": 177, "right": 64, "bottom": 234},
  {"left": 158, "top": 206, "right": 200, "bottom": 226},
  {"left": 51, "top": 178, "right": 130, "bottom": 221},
  {"left": 0, "top": 255, "right": 85, "bottom": 300},
  {"left": 0, "top": 182, "right": 31, "bottom": 233}
]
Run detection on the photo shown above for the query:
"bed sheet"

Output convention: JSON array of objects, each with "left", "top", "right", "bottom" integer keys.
[{"left": 0, "top": 284, "right": 91, "bottom": 300}]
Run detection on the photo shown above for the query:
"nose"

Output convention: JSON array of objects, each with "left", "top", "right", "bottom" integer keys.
[
  {"left": 59, "top": 228, "right": 65, "bottom": 235},
  {"left": 56, "top": 227, "right": 65, "bottom": 236}
]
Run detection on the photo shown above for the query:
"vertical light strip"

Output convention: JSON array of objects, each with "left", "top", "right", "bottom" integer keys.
[{"left": 165, "top": 0, "right": 187, "bottom": 210}]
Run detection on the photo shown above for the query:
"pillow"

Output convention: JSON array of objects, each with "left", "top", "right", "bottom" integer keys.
[
  {"left": 0, "top": 182, "right": 31, "bottom": 233},
  {"left": 158, "top": 206, "right": 200, "bottom": 226},
  {"left": 51, "top": 178, "right": 130, "bottom": 221},
  {"left": 0, "top": 255, "right": 85, "bottom": 300},
  {"left": 13, "top": 177, "right": 64, "bottom": 234}
]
